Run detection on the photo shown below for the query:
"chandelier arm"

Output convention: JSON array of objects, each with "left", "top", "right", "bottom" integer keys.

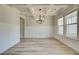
[{"left": 36, "top": 8, "right": 45, "bottom": 24}]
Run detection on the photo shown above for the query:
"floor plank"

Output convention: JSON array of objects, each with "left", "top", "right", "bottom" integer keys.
[{"left": 1, "top": 38, "right": 78, "bottom": 55}]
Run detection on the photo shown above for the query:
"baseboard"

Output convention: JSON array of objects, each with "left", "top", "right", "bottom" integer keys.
[{"left": 23, "top": 37, "right": 54, "bottom": 39}]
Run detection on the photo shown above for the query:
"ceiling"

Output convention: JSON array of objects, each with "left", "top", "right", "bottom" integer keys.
[{"left": 8, "top": 4, "right": 71, "bottom": 19}]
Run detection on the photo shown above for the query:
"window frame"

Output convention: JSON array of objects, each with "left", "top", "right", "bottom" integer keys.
[
  {"left": 57, "top": 10, "right": 78, "bottom": 40},
  {"left": 65, "top": 11, "right": 77, "bottom": 39}
]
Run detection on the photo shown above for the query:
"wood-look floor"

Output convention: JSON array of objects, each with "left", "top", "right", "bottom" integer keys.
[{"left": 1, "top": 38, "right": 78, "bottom": 55}]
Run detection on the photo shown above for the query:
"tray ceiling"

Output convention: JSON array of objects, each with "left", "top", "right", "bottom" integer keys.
[{"left": 8, "top": 4, "right": 71, "bottom": 19}]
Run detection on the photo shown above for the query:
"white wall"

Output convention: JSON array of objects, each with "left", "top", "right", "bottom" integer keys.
[
  {"left": 25, "top": 16, "right": 55, "bottom": 38},
  {"left": 0, "top": 5, "right": 20, "bottom": 53}
]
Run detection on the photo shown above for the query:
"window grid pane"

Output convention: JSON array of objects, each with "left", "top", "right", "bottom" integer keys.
[
  {"left": 58, "top": 17, "right": 63, "bottom": 35},
  {"left": 66, "top": 24, "right": 77, "bottom": 39},
  {"left": 66, "top": 11, "right": 77, "bottom": 25},
  {"left": 58, "top": 17, "right": 63, "bottom": 25},
  {"left": 58, "top": 25, "right": 63, "bottom": 35},
  {"left": 71, "top": 15, "right": 77, "bottom": 23}
]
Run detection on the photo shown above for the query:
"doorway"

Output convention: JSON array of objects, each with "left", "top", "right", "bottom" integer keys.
[{"left": 20, "top": 17, "right": 25, "bottom": 39}]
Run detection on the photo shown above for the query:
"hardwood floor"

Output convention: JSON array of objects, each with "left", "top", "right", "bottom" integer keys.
[{"left": 1, "top": 38, "right": 78, "bottom": 55}]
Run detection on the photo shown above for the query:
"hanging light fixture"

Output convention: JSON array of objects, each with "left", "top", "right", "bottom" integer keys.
[{"left": 36, "top": 8, "right": 44, "bottom": 24}]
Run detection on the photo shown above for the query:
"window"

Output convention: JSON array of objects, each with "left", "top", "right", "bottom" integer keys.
[
  {"left": 58, "top": 17, "right": 63, "bottom": 35},
  {"left": 65, "top": 11, "right": 77, "bottom": 39}
]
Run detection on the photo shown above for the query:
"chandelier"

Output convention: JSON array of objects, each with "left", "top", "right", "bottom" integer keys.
[{"left": 36, "top": 8, "right": 45, "bottom": 24}]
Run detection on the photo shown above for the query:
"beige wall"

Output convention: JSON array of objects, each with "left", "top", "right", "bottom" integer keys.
[
  {"left": 0, "top": 5, "right": 20, "bottom": 53},
  {"left": 25, "top": 16, "right": 55, "bottom": 38}
]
